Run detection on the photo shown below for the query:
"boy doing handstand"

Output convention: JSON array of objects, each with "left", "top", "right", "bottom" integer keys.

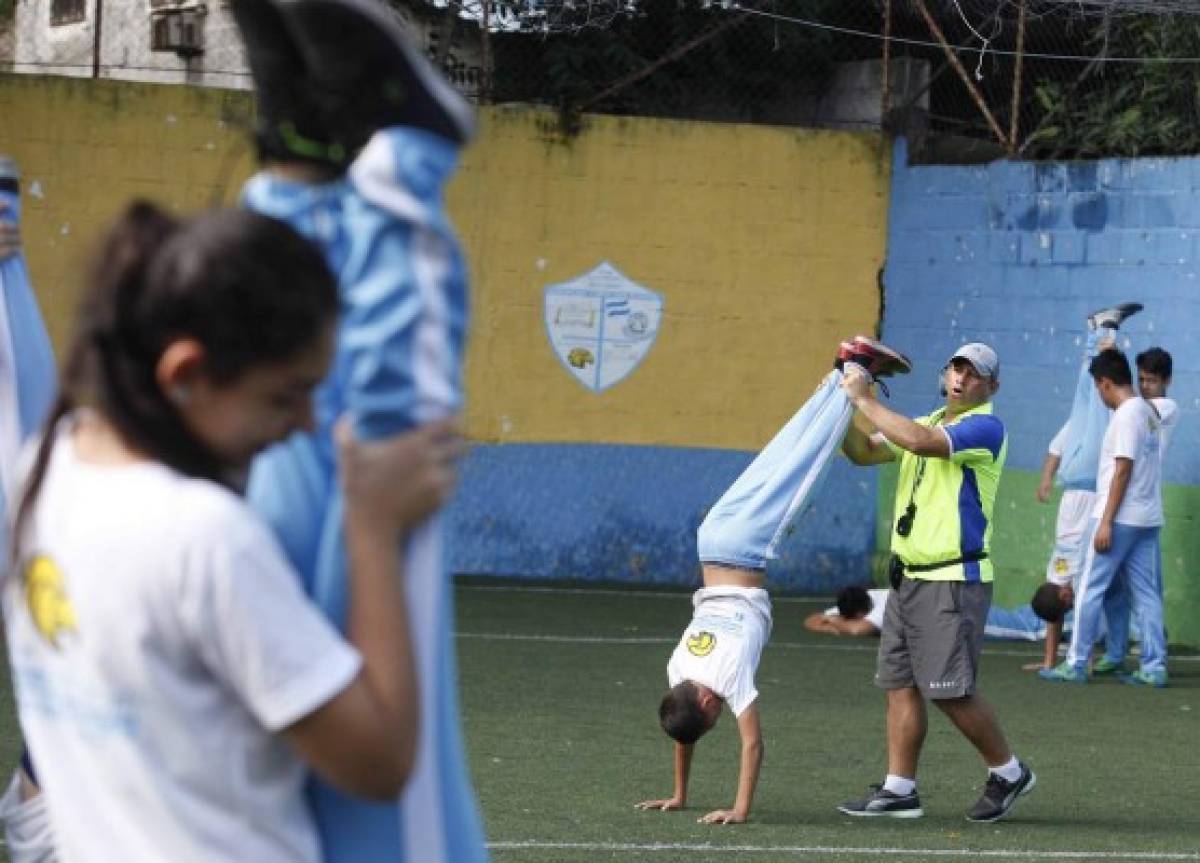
[{"left": 635, "top": 337, "right": 910, "bottom": 824}]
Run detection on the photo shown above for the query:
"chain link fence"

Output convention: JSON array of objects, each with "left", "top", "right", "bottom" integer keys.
[{"left": 414, "top": 0, "right": 1200, "bottom": 161}]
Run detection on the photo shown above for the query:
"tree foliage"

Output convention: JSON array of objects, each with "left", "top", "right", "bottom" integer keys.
[
  {"left": 1025, "top": 15, "right": 1200, "bottom": 158},
  {"left": 489, "top": 0, "right": 841, "bottom": 124}
]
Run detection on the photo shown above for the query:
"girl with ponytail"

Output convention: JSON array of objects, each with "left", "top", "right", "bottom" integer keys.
[{"left": 4, "top": 201, "right": 459, "bottom": 862}]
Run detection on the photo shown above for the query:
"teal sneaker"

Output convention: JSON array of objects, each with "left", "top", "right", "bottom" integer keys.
[
  {"left": 1037, "top": 662, "right": 1087, "bottom": 684},
  {"left": 1121, "top": 669, "right": 1168, "bottom": 688},
  {"left": 1092, "top": 657, "right": 1124, "bottom": 676}
]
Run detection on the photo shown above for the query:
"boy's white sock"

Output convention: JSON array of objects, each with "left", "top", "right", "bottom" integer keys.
[
  {"left": 989, "top": 756, "right": 1022, "bottom": 783},
  {"left": 883, "top": 774, "right": 916, "bottom": 796}
]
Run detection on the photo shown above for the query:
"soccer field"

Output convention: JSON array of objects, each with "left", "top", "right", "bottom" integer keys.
[
  {"left": 457, "top": 582, "right": 1200, "bottom": 863},
  {"left": 0, "top": 582, "right": 1196, "bottom": 862}
]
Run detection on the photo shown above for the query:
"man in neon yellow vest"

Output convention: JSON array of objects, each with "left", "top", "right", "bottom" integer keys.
[{"left": 835, "top": 343, "right": 1035, "bottom": 824}]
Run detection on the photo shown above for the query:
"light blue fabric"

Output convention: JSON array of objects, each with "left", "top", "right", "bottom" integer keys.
[
  {"left": 243, "top": 128, "right": 486, "bottom": 863},
  {"left": 983, "top": 604, "right": 1056, "bottom": 642},
  {"left": 1098, "top": 570, "right": 1131, "bottom": 664},
  {"left": 0, "top": 189, "right": 57, "bottom": 551},
  {"left": 697, "top": 371, "right": 853, "bottom": 569},
  {"left": 1067, "top": 520, "right": 1166, "bottom": 675},
  {"left": 1057, "top": 329, "right": 1111, "bottom": 491}
]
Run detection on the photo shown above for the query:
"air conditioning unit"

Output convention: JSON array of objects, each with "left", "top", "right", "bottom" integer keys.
[{"left": 150, "top": 9, "right": 205, "bottom": 57}]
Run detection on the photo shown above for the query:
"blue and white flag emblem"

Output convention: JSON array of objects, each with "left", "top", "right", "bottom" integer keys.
[{"left": 543, "top": 262, "right": 663, "bottom": 393}]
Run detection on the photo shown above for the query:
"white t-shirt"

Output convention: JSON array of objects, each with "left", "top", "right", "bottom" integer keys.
[
  {"left": 666, "top": 587, "right": 771, "bottom": 717},
  {"left": 1149, "top": 397, "right": 1178, "bottom": 462},
  {"left": 822, "top": 588, "right": 889, "bottom": 631},
  {"left": 1092, "top": 397, "right": 1165, "bottom": 527},
  {"left": 1047, "top": 421, "right": 1070, "bottom": 458},
  {"left": 3, "top": 432, "right": 362, "bottom": 863}
]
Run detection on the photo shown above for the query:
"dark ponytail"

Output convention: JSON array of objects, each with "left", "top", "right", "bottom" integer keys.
[{"left": 12, "top": 199, "right": 337, "bottom": 566}]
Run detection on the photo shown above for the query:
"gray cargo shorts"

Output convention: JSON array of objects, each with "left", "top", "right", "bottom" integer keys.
[{"left": 875, "top": 576, "right": 992, "bottom": 700}]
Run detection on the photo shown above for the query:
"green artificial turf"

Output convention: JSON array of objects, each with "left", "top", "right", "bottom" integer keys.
[
  {"left": 457, "top": 582, "right": 1200, "bottom": 863},
  {"left": 0, "top": 583, "right": 1195, "bottom": 862}
]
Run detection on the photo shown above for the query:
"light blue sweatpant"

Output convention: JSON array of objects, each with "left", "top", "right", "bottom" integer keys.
[
  {"left": 1057, "top": 328, "right": 1111, "bottom": 491},
  {"left": 244, "top": 128, "right": 487, "bottom": 863},
  {"left": 1067, "top": 520, "right": 1166, "bottom": 675},
  {"left": 697, "top": 370, "right": 853, "bottom": 569}
]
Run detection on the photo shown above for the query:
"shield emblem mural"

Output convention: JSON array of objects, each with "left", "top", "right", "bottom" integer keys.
[{"left": 543, "top": 262, "right": 663, "bottom": 393}]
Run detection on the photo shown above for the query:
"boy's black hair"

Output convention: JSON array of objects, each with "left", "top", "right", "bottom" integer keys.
[
  {"left": 1031, "top": 582, "right": 1070, "bottom": 623},
  {"left": 836, "top": 585, "right": 873, "bottom": 620},
  {"left": 1135, "top": 347, "right": 1173, "bottom": 381},
  {"left": 1088, "top": 348, "right": 1132, "bottom": 387},
  {"left": 659, "top": 682, "right": 711, "bottom": 745}
]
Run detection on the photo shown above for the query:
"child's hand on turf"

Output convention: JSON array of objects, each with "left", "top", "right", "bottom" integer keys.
[
  {"left": 634, "top": 796, "right": 684, "bottom": 813},
  {"left": 1020, "top": 661, "right": 1046, "bottom": 672},
  {"left": 699, "top": 808, "right": 747, "bottom": 825}
]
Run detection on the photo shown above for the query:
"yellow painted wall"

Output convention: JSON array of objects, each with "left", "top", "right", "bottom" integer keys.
[
  {"left": 0, "top": 74, "right": 257, "bottom": 351},
  {"left": 452, "top": 108, "right": 890, "bottom": 450},
  {"left": 0, "top": 75, "right": 890, "bottom": 452}
]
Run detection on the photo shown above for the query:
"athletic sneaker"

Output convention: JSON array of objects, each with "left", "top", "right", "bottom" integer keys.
[
  {"left": 1091, "top": 657, "right": 1124, "bottom": 676},
  {"left": 282, "top": 0, "right": 476, "bottom": 154},
  {"left": 1037, "top": 661, "right": 1087, "bottom": 683},
  {"left": 230, "top": 0, "right": 344, "bottom": 168},
  {"left": 966, "top": 762, "right": 1036, "bottom": 823},
  {"left": 837, "top": 784, "right": 923, "bottom": 819},
  {"left": 1087, "top": 302, "right": 1143, "bottom": 331},
  {"left": 849, "top": 335, "right": 912, "bottom": 378},
  {"left": 833, "top": 340, "right": 855, "bottom": 371},
  {"left": 1121, "top": 668, "right": 1168, "bottom": 688}
]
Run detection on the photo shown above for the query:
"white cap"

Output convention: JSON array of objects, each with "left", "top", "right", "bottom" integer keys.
[{"left": 948, "top": 342, "right": 999, "bottom": 380}]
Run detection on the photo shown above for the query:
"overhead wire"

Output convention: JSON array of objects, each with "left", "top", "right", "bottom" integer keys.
[{"left": 729, "top": 2, "right": 1200, "bottom": 63}]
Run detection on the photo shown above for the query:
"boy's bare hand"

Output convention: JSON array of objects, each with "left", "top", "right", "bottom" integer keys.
[
  {"left": 698, "top": 808, "right": 747, "bottom": 824},
  {"left": 634, "top": 797, "right": 684, "bottom": 812}
]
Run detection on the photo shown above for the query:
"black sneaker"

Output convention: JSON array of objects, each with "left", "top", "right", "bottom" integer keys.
[
  {"left": 281, "top": 0, "right": 476, "bottom": 153},
  {"left": 966, "top": 762, "right": 1036, "bottom": 823},
  {"left": 230, "top": 0, "right": 345, "bottom": 168},
  {"left": 838, "top": 784, "right": 923, "bottom": 819},
  {"left": 1087, "top": 302, "right": 1142, "bottom": 331}
]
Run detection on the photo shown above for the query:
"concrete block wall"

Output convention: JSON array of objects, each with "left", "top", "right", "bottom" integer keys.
[{"left": 881, "top": 139, "right": 1200, "bottom": 644}]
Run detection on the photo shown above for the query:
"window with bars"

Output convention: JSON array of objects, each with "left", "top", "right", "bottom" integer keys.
[{"left": 50, "top": 0, "right": 86, "bottom": 27}]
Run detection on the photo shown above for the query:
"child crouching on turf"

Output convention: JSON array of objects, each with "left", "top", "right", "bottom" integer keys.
[
  {"left": 636, "top": 337, "right": 910, "bottom": 824},
  {"left": 3, "top": 202, "right": 459, "bottom": 861}
]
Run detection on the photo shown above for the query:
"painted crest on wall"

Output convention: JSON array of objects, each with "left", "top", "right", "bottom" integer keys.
[{"left": 543, "top": 262, "right": 663, "bottom": 393}]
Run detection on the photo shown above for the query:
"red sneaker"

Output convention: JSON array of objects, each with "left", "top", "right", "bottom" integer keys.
[
  {"left": 834, "top": 340, "right": 856, "bottom": 371},
  {"left": 848, "top": 336, "right": 912, "bottom": 378}
]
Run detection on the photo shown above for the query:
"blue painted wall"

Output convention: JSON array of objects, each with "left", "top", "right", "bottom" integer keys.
[
  {"left": 880, "top": 140, "right": 1200, "bottom": 642},
  {"left": 882, "top": 139, "right": 1199, "bottom": 474},
  {"left": 446, "top": 443, "right": 877, "bottom": 593}
]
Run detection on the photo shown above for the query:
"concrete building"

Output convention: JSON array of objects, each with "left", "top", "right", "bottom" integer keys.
[{"left": 10, "top": 0, "right": 484, "bottom": 97}]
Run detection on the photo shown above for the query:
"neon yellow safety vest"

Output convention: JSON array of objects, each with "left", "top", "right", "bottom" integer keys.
[{"left": 887, "top": 401, "right": 1007, "bottom": 583}]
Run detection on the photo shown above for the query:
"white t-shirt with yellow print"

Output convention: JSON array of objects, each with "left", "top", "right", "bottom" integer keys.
[{"left": 666, "top": 586, "right": 772, "bottom": 717}]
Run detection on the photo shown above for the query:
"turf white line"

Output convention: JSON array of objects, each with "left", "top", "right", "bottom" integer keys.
[
  {"left": 455, "top": 632, "right": 1200, "bottom": 661},
  {"left": 455, "top": 632, "right": 1045, "bottom": 658},
  {"left": 487, "top": 840, "right": 1200, "bottom": 860},
  {"left": 457, "top": 584, "right": 830, "bottom": 603}
]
